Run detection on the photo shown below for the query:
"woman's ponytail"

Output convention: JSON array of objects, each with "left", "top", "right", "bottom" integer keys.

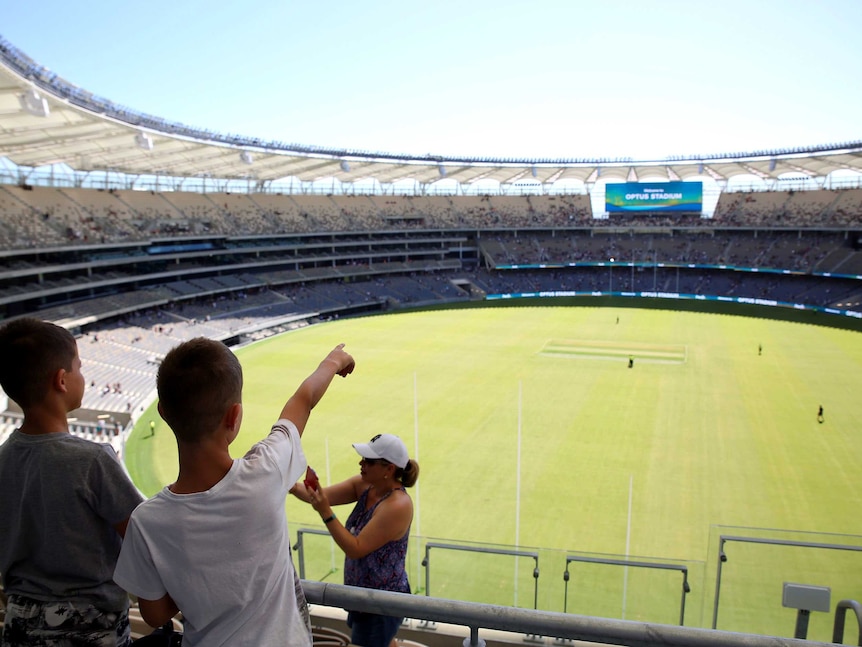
[{"left": 397, "top": 459, "right": 420, "bottom": 488}]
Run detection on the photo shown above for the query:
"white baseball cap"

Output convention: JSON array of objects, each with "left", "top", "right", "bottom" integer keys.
[{"left": 353, "top": 434, "right": 409, "bottom": 469}]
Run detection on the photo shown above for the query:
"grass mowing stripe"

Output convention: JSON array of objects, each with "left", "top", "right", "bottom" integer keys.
[{"left": 541, "top": 339, "right": 686, "bottom": 362}]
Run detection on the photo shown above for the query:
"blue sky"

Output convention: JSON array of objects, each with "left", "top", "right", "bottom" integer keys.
[{"left": 2, "top": 0, "right": 861, "bottom": 161}]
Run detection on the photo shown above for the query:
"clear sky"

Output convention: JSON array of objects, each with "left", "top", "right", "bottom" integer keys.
[{"left": 2, "top": 0, "right": 861, "bottom": 161}]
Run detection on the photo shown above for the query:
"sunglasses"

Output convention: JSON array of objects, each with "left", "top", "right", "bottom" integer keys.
[{"left": 360, "top": 457, "right": 390, "bottom": 466}]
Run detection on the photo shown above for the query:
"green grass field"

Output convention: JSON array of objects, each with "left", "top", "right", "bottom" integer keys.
[{"left": 124, "top": 305, "right": 862, "bottom": 639}]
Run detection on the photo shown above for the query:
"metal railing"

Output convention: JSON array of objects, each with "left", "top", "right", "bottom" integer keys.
[
  {"left": 294, "top": 528, "right": 332, "bottom": 580},
  {"left": 301, "top": 580, "right": 839, "bottom": 647},
  {"left": 712, "top": 534, "right": 862, "bottom": 629},
  {"left": 833, "top": 599, "right": 862, "bottom": 646},
  {"left": 564, "top": 555, "right": 690, "bottom": 626},
  {"left": 423, "top": 542, "right": 539, "bottom": 610}
]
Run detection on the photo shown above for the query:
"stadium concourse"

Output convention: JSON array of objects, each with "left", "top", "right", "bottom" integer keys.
[{"left": 1, "top": 34, "right": 862, "bottom": 647}]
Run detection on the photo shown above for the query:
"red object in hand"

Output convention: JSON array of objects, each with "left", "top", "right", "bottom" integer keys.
[{"left": 304, "top": 466, "right": 320, "bottom": 491}]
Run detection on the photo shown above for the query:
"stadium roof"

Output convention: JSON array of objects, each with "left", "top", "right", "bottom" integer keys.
[{"left": 2, "top": 37, "right": 862, "bottom": 189}]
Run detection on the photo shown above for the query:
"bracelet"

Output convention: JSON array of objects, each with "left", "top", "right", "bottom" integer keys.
[{"left": 322, "top": 513, "right": 337, "bottom": 524}]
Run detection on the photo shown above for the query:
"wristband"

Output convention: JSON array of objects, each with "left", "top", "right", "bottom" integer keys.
[{"left": 322, "top": 513, "right": 337, "bottom": 524}]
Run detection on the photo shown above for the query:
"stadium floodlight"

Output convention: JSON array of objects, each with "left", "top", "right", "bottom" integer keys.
[
  {"left": 240, "top": 151, "right": 254, "bottom": 164},
  {"left": 18, "top": 88, "right": 50, "bottom": 118},
  {"left": 134, "top": 131, "right": 154, "bottom": 151}
]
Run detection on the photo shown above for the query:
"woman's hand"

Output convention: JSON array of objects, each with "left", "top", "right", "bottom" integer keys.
[
  {"left": 307, "top": 484, "right": 333, "bottom": 520},
  {"left": 289, "top": 482, "right": 312, "bottom": 503}
]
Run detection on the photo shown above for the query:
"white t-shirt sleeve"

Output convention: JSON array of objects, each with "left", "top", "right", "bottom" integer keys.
[
  {"left": 114, "top": 510, "right": 168, "bottom": 601},
  {"left": 243, "top": 419, "right": 307, "bottom": 489}
]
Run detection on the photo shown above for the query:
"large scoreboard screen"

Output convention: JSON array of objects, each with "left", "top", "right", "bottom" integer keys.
[{"left": 605, "top": 181, "right": 702, "bottom": 214}]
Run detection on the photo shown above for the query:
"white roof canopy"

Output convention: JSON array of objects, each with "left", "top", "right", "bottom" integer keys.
[{"left": 2, "top": 41, "right": 862, "bottom": 189}]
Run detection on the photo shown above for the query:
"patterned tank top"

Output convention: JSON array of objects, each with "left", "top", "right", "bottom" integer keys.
[{"left": 343, "top": 486, "right": 411, "bottom": 593}]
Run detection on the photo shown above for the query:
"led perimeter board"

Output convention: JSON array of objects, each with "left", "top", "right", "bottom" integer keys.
[{"left": 606, "top": 181, "right": 703, "bottom": 214}]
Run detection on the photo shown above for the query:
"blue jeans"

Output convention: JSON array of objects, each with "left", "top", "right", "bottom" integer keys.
[{"left": 346, "top": 611, "right": 402, "bottom": 647}]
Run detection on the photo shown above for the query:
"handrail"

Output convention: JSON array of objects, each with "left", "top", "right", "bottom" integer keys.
[
  {"left": 423, "top": 542, "right": 539, "bottom": 609},
  {"left": 833, "top": 599, "right": 862, "bottom": 646},
  {"left": 301, "top": 580, "right": 838, "bottom": 647},
  {"left": 713, "top": 534, "right": 862, "bottom": 629},
  {"left": 564, "top": 554, "right": 690, "bottom": 626},
  {"left": 294, "top": 528, "right": 331, "bottom": 580}
]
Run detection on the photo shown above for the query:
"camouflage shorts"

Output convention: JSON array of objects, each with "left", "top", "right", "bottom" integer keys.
[{"left": 1, "top": 595, "right": 131, "bottom": 647}]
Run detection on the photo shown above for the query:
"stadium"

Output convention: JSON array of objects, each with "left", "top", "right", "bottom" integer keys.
[{"left": 1, "top": 26, "right": 861, "bottom": 647}]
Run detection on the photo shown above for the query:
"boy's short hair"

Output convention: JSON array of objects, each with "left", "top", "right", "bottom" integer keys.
[
  {"left": 0, "top": 317, "right": 77, "bottom": 408},
  {"left": 157, "top": 337, "right": 243, "bottom": 443}
]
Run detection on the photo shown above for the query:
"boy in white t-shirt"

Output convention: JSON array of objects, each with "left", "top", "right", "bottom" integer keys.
[{"left": 114, "top": 338, "right": 354, "bottom": 647}]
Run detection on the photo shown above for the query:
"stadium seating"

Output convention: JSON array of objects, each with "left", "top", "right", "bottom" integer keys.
[
  {"left": 1, "top": 182, "right": 861, "bottom": 447},
  {"left": 310, "top": 625, "right": 352, "bottom": 647}
]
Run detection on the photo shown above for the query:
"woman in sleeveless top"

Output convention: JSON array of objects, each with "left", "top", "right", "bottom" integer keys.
[{"left": 294, "top": 433, "right": 420, "bottom": 647}]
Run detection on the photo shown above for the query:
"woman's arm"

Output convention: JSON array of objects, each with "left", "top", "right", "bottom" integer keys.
[
  {"left": 314, "top": 490, "right": 413, "bottom": 560},
  {"left": 290, "top": 474, "right": 363, "bottom": 505},
  {"left": 323, "top": 474, "right": 365, "bottom": 506}
]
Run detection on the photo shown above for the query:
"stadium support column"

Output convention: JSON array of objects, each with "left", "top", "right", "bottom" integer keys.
[{"left": 609, "top": 258, "right": 614, "bottom": 293}]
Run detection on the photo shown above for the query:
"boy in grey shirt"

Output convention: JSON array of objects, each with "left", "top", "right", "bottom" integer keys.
[{"left": 0, "top": 318, "right": 144, "bottom": 646}]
